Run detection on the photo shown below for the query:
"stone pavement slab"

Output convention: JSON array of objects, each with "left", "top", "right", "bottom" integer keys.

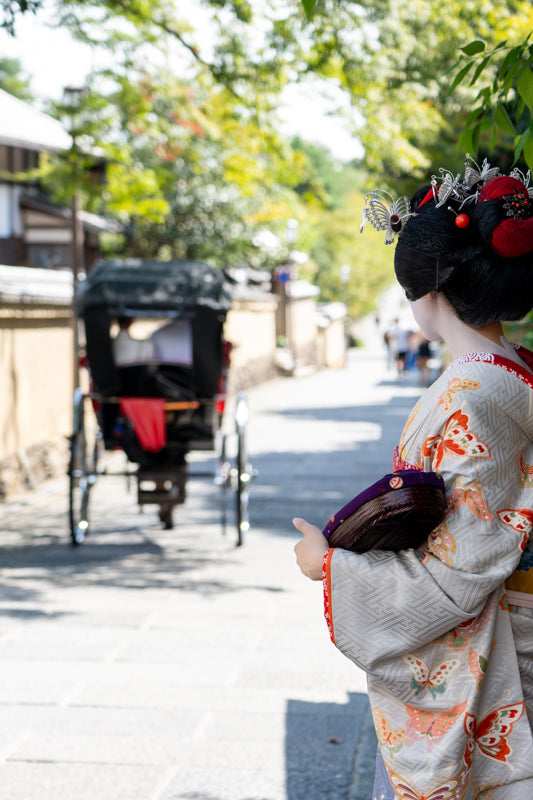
[{"left": 0, "top": 347, "right": 422, "bottom": 800}]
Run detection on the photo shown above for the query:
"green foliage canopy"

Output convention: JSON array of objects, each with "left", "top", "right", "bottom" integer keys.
[
  {"left": 446, "top": 5, "right": 533, "bottom": 169},
  {"left": 0, "top": 56, "right": 33, "bottom": 100}
]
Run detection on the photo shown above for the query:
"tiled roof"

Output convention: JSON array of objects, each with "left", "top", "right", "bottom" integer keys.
[{"left": 0, "top": 89, "right": 71, "bottom": 153}]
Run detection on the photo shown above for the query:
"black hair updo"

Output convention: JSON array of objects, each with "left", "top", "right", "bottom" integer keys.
[{"left": 394, "top": 182, "right": 533, "bottom": 327}]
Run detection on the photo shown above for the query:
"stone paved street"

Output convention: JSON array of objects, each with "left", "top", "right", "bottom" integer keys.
[{"left": 0, "top": 344, "right": 423, "bottom": 800}]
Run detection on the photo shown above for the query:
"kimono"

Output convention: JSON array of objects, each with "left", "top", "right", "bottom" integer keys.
[{"left": 323, "top": 348, "right": 533, "bottom": 800}]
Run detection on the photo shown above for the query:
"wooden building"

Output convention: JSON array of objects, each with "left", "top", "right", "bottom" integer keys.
[{"left": 0, "top": 88, "right": 117, "bottom": 270}]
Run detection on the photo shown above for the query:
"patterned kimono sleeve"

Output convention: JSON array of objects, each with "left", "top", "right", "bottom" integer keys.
[{"left": 324, "top": 392, "right": 531, "bottom": 674}]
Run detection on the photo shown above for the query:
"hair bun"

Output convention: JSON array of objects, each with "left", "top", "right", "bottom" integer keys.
[{"left": 479, "top": 176, "right": 533, "bottom": 257}]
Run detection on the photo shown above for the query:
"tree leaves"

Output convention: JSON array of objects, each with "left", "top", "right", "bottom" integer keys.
[
  {"left": 494, "top": 104, "right": 516, "bottom": 136},
  {"left": 517, "top": 66, "right": 533, "bottom": 111},
  {"left": 301, "top": 0, "right": 317, "bottom": 17},
  {"left": 460, "top": 40, "right": 486, "bottom": 56},
  {"left": 448, "top": 31, "right": 533, "bottom": 170}
]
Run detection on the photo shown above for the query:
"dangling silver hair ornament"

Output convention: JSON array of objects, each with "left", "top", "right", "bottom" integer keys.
[
  {"left": 433, "top": 169, "right": 469, "bottom": 208},
  {"left": 509, "top": 167, "right": 533, "bottom": 199},
  {"left": 463, "top": 154, "right": 500, "bottom": 189},
  {"left": 360, "top": 190, "right": 414, "bottom": 244}
]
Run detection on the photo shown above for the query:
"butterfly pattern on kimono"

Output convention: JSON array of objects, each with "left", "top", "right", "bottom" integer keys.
[
  {"left": 468, "top": 647, "right": 488, "bottom": 693},
  {"left": 438, "top": 378, "right": 481, "bottom": 414},
  {"left": 463, "top": 702, "right": 524, "bottom": 767},
  {"left": 420, "top": 410, "right": 491, "bottom": 471},
  {"left": 427, "top": 522, "right": 456, "bottom": 567},
  {"left": 497, "top": 507, "right": 533, "bottom": 551},
  {"left": 385, "top": 763, "right": 465, "bottom": 800},
  {"left": 405, "top": 701, "right": 468, "bottom": 751},
  {"left": 445, "top": 476, "right": 493, "bottom": 521},
  {"left": 403, "top": 653, "right": 461, "bottom": 699},
  {"left": 373, "top": 707, "right": 406, "bottom": 755}
]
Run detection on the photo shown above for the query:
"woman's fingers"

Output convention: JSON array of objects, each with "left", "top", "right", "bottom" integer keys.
[
  {"left": 292, "top": 517, "right": 318, "bottom": 536},
  {"left": 292, "top": 517, "right": 329, "bottom": 581}
]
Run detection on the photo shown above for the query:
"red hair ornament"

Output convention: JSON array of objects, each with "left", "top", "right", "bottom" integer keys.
[
  {"left": 479, "top": 176, "right": 533, "bottom": 258},
  {"left": 418, "top": 186, "right": 470, "bottom": 228}
]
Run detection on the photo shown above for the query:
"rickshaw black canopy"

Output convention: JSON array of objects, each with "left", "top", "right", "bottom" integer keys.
[
  {"left": 79, "top": 259, "right": 233, "bottom": 401},
  {"left": 78, "top": 259, "right": 233, "bottom": 317}
]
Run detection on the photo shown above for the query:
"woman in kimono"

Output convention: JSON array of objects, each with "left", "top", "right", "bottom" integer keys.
[{"left": 294, "top": 158, "right": 533, "bottom": 800}]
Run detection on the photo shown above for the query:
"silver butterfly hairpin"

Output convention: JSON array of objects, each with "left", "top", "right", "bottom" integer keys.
[
  {"left": 360, "top": 189, "right": 414, "bottom": 244},
  {"left": 432, "top": 169, "right": 469, "bottom": 207},
  {"left": 463, "top": 154, "right": 500, "bottom": 189}
]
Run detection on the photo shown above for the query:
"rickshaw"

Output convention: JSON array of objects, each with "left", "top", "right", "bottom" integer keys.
[{"left": 68, "top": 258, "right": 255, "bottom": 547}]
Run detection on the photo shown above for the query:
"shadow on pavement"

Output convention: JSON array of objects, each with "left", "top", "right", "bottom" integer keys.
[
  {"left": 247, "top": 393, "right": 421, "bottom": 538},
  {"left": 0, "top": 380, "right": 421, "bottom": 602},
  {"left": 285, "top": 692, "right": 377, "bottom": 800}
]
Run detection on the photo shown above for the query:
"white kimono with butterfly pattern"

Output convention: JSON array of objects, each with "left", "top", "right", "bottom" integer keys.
[{"left": 323, "top": 351, "right": 533, "bottom": 800}]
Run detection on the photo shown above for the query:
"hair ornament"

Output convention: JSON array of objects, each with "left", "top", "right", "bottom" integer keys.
[
  {"left": 447, "top": 206, "right": 471, "bottom": 228},
  {"left": 361, "top": 156, "right": 533, "bottom": 257},
  {"left": 479, "top": 175, "right": 533, "bottom": 257},
  {"left": 433, "top": 169, "right": 468, "bottom": 207},
  {"left": 463, "top": 154, "right": 500, "bottom": 189},
  {"left": 503, "top": 189, "right": 531, "bottom": 220},
  {"left": 360, "top": 189, "right": 414, "bottom": 245},
  {"left": 509, "top": 167, "right": 533, "bottom": 199}
]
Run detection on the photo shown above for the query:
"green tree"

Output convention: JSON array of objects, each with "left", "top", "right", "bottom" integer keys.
[
  {"left": 290, "top": 137, "right": 363, "bottom": 209},
  {"left": 41, "top": 65, "right": 315, "bottom": 268},
  {"left": 0, "top": 57, "right": 33, "bottom": 100},
  {"left": 446, "top": 4, "right": 533, "bottom": 169}
]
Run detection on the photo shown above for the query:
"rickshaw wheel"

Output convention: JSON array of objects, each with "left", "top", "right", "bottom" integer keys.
[
  {"left": 68, "top": 390, "right": 99, "bottom": 545},
  {"left": 235, "top": 393, "right": 253, "bottom": 547},
  {"left": 217, "top": 433, "right": 231, "bottom": 537}
]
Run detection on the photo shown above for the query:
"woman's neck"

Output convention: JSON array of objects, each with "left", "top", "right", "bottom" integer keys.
[
  {"left": 445, "top": 319, "right": 505, "bottom": 361},
  {"left": 429, "top": 293, "right": 526, "bottom": 366}
]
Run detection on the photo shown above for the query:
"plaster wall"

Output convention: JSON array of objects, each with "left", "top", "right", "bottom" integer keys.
[
  {"left": 318, "top": 318, "right": 346, "bottom": 369},
  {"left": 0, "top": 315, "right": 73, "bottom": 458},
  {"left": 291, "top": 297, "right": 319, "bottom": 364},
  {"left": 224, "top": 296, "right": 278, "bottom": 389}
]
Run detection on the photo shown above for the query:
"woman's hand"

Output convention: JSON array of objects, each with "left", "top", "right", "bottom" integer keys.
[{"left": 293, "top": 517, "right": 330, "bottom": 581}]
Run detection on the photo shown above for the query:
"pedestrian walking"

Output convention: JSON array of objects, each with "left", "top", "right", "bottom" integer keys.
[
  {"left": 385, "top": 318, "right": 412, "bottom": 377},
  {"left": 294, "top": 156, "right": 533, "bottom": 799},
  {"left": 415, "top": 334, "right": 431, "bottom": 385}
]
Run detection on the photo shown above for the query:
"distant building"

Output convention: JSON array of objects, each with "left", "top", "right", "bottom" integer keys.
[{"left": 0, "top": 88, "right": 119, "bottom": 270}]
